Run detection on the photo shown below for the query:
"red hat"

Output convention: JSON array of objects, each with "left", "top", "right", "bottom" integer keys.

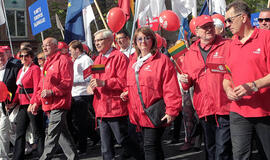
[
  {"left": 82, "top": 44, "right": 89, "bottom": 53},
  {"left": 211, "top": 14, "right": 226, "bottom": 28},
  {"left": 0, "top": 46, "right": 11, "bottom": 54},
  {"left": 189, "top": 17, "right": 197, "bottom": 35},
  {"left": 195, "top": 15, "right": 213, "bottom": 27},
  {"left": 58, "top": 42, "right": 68, "bottom": 49}
]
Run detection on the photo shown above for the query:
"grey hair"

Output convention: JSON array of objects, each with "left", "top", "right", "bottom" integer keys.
[
  {"left": 94, "top": 29, "right": 113, "bottom": 41},
  {"left": 50, "top": 38, "right": 58, "bottom": 45}
]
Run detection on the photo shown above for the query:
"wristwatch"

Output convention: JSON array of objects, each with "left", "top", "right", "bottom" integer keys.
[{"left": 251, "top": 81, "right": 258, "bottom": 92}]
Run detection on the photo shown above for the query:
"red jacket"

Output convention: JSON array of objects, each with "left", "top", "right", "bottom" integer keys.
[
  {"left": 127, "top": 51, "right": 182, "bottom": 128},
  {"left": 32, "top": 51, "right": 73, "bottom": 112},
  {"left": 92, "top": 48, "right": 129, "bottom": 118},
  {"left": 13, "top": 63, "right": 40, "bottom": 105},
  {"left": 182, "top": 36, "right": 231, "bottom": 118}
]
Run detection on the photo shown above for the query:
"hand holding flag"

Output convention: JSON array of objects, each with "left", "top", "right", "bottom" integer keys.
[{"left": 83, "top": 64, "right": 105, "bottom": 79}]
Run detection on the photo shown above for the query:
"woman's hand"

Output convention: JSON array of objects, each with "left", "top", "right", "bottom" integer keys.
[
  {"left": 161, "top": 114, "right": 176, "bottom": 124},
  {"left": 120, "top": 91, "right": 128, "bottom": 101}
]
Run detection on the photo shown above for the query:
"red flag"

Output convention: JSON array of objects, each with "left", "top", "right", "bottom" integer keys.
[
  {"left": 207, "top": 63, "right": 227, "bottom": 74},
  {"left": 118, "top": 0, "right": 130, "bottom": 20},
  {"left": 83, "top": 65, "right": 92, "bottom": 80}
]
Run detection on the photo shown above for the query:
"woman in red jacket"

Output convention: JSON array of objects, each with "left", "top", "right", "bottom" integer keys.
[
  {"left": 8, "top": 47, "right": 45, "bottom": 159},
  {"left": 122, "top": 27, "right": 182, "bottom": 159}
]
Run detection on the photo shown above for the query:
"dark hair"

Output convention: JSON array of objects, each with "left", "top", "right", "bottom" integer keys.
[
  {"left": 117, "top": 29, "right": 130, "bottom": 38},
  {"left": 20, "top": 47, "right": 34, "bottom": 58},
  {"left": 133, "top": 27, "right": 157, "bottom": 56},
  {"left": 69, "top": 40, "right": 83, "bottom": 52},
  {"left": 226, "top": 1, "right": 251, "bottom": 18}
]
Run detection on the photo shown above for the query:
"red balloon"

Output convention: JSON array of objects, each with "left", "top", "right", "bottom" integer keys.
[
  {"left": 159, "top": 10, "right": 180, "bottom": 31},
  {"left": 0, "top": 82, "right": 8, "bottom": 102},
  {"left": 107, "top": 7, "right": 126, "bottom": 33},
  {"left": 189, "top": 17, "right": 197, "bottom": 35},
  {"left": 155, "top": 33, "right": 162, "bottom": 48}
]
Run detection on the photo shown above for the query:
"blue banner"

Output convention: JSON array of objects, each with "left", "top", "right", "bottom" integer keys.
[
  {"left": 251, "top": 12, "right": 260, "bottom": 28},
  {"left": 28, "top": 0, "right": 51, "bottom": 35}
]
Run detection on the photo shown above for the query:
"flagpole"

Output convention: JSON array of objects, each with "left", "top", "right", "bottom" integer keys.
[
  {"left": 41, "top": 31, "right": 44, "bottom": 42},
  {"left": 1, "top": 0, "right": 14, "bottom": 57},
  {"left": 94, "top": 0, "right": 108, "bottom": 29},
  {"left": 94, "top": 19, "right": 99, "bottom": 30},
  {"left": 129, "top": 0, "right": 140, "bottom": 55}
]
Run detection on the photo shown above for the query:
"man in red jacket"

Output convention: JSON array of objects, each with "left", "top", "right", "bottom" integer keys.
[
  {"left": 29, "top": 37, "right": 78, "bottom": 160},
  {"left": 88, "top": 29, "right": 144, "bottom": 160},
  {"left": 179, "top": 15, "right": 232, "bottom": 160}
]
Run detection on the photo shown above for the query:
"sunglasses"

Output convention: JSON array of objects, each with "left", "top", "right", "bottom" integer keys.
[
  {"left": 258, "top": 18, "right": 270, "bottom": 23},
  {"left": 19, "top": 54, "right": 30, "bottom": 58},
  {"left": 38, "top": 57, "right": 45, "bottom": 60},
  {"left": 225, "top": 14, "right": 242, "bottom": 24},
  {"left": 136, "top": 36, "right": 151, "bottom": 43}
]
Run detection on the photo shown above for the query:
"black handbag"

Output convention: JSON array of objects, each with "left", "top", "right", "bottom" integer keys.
[{"left": 135, "top": 71, "right": 166, "bottom": 127}]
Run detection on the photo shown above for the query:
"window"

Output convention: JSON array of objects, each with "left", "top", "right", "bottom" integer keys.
[{"left": 4, "top": 0, "right": 27, "bottom": 37}]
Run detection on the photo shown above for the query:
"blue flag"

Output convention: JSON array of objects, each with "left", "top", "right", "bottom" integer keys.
[
  {"left": 199, "top": 0, "right": 209, "bottom": 16},
  {"left": 65, "top": 0, "right": 85, "bottom": 44},
  {"left": 178, "top": 17, "right": 191, "bottom": 40}
]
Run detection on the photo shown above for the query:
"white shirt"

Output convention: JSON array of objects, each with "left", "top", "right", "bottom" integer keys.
[
  {"left": 103, "top": 48, "right": 113, "bottom": 58},
  {"left": 72, "top": 53, "right": 94, "bottom": 97},
  {"left": 120, "top": 46, "right": 135, "bottom": 58}
]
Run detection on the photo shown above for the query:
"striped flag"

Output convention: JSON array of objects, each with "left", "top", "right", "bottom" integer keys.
[
  {"left": 83, "top": 64, "right": 105, "bottom": 79},
  {"left": 168, "top": 41, "right": 188, "bottom": 59}
]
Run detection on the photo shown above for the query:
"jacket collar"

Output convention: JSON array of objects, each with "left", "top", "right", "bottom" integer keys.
[{"left": 190, "top": 35, "right": 226, "bottom": 53}]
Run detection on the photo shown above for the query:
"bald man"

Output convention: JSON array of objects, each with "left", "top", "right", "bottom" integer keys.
[{"left": 29, "top": 37, "right": 78, "bottom": 160}]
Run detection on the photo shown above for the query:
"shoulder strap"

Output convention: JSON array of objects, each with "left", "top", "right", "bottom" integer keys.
[{"left": 135, "top": 71, "right": 146, "bottom": 110}]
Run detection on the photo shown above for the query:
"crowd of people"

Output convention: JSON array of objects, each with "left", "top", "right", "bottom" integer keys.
[{"left": 0, "top": 1, "right": 270, "bottom": 160}]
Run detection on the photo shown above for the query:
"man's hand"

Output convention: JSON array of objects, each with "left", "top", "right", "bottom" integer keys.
[
  {"left": 225, "top": 87, "right": 240, "bottom": 101},
  {"left": 86, "top": 84, "right": 94, "bottom": 95},
  {"left": 89, "top": 78, "right": 105, "bottom": 89},
  {"left": 179, "top": 74, "right": 189, "bottom": 83},
  {"left": 233, "top": 83, "right": 253, "bottom": 99},
  {"left": 41, "top": 89, "right": 53, "bottom": 98},
  {"left": 120, "top": 91, "right": 128, "bottom": 101},
  {"left": 5, "top": 103, "right": 16, "bottom": 112}
]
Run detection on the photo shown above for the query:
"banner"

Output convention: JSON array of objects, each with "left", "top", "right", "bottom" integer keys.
[{"left": 28, "top": 0, "right": 51, "bottom": 35}]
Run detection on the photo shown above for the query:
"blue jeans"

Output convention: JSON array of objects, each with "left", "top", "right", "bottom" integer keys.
[
  {"left": 200, "top": 115, "right": 232, "bottom": 160},
  {"left": 230, "top": 112, "right": 270, "bottom": 160}
]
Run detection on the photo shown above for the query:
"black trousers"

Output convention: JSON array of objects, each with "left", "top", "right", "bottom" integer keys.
[
  {"left": 230, "top": 112, "right": 270, "bottom": 160},
  {"left": 68, "top": 96, "right": 91, "bottom": 152},
  {"left": 142, "top": 127, "right": 166, "bottom": 160},
  {"left": 13, "top": 105, "right": 45, "bottom": 160}
]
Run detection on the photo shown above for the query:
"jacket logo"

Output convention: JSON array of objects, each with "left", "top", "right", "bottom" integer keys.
[
  {"left": 213, "top": 52, "right": 223, "bottom": 58},
  {"left": 253, "top": 48, "right": 261, "bottom": 54},
  {"left": 106, "top": 63, "right": 110, "bottom": 69},
  {"left": 144, "top": 65, "right": 151, "bottom": 71},
  {"left": 49, "top": 65, "right": 54, "bottom": 70}
]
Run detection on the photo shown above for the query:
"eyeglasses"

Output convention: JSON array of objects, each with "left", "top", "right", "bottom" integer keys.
[
  {"left": 225, "top": 14, "right": 242, "bottom": 24},
  {"left": 19, "top": 54, "right": 30, "bottom": 58},
  {"left": 258, "top": 18, "right": 270, "bottom": 23},
  {"left": 41, "top": 43, "right": 52, "bottom": 48},
  {"left": 94, "top": 38, "right": 107, "bottom": 43},
  {"left": 136, "top": 36, "right": 151, "bottom": 43},
  {"left": 116, "top": 37, "right": 126, "bottom": 41}
]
